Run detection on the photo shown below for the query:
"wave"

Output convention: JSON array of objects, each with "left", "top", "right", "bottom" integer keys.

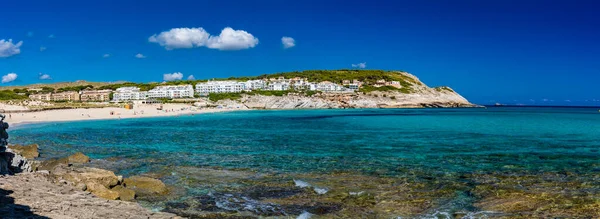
[
  {"left": 297, "top": 211, "right": 313, "bottom": 219},
  {"left": 293, "top": 179, "right": 328, "bottom": 194},
  {"left": 293, "top": 179, "right": 311, "bottom": 188}
]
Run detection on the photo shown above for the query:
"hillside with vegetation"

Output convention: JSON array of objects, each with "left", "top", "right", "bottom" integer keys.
[{"left": 0, "top": 70, "right": 474, "bottom": 108}]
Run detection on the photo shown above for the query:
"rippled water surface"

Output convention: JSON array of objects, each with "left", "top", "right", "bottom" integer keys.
[{"left": 10, "top": 107, "right": 600, "bottom": 218}]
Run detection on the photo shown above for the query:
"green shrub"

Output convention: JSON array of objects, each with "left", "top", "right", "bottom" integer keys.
[
  {"left": 208, "top": 92, "right": 242, "bottom": 101},
  {"left": 0, "top": 90, "right": 28, "bottom": 100}
]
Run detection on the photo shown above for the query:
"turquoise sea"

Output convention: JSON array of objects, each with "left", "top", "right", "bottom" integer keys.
[{"left": 9, "top": 107, "right": 600, "bottom": 218}]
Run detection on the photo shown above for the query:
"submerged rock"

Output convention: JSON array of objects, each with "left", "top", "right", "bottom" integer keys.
[
  {"left": 245, "top": 186, "right": 304, "bottom": 200},
  {"left": 123, "top": 176, "right": 169, "bottom": 196}
]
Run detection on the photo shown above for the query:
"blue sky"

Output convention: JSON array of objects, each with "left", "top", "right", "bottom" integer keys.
[{"left": 0, "top": 0, "right": 599, "bottom": 105}]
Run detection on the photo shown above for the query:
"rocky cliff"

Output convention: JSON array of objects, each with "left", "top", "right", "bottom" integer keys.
[{"left": 218, "top": 72, "right": 475, "bottom": 109}]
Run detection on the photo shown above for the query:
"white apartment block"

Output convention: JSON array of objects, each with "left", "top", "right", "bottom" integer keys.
[
  {"left": 195, "top": 81, "right": 246, "bottom": 94},
  {"left": 348, "top": 83, "right": 360, "bottom": 91},
  {"left": 291, "top": 80, "right": 309, "bottom": 90},
  {"left": 148, "top": 85, "right": 194, "bottom": 99},
  {"left": 112, "top": 87, "right": 148, "bottom": 102},
  {"left": 267, "top": 82, "right": 290, "bottom": 91},
  {"left": 316, "top": 81, "right": 345, "bottom": 92},
  {"left": 244, "top": 80, "right": 266, "bottom": 91}
]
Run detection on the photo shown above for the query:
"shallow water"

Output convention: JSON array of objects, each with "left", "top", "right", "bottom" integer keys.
[{"left": 9, "top": 107, "right": 600, "bottom": 218}]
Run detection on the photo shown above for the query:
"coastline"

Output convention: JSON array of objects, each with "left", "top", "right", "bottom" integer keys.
[{"left": 4, "top": 103, "right": 484, "bottom": 127}]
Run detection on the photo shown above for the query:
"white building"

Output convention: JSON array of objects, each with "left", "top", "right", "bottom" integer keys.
[
  {"left": 316, "top": 81, "right": 345, "bottom": 92},
  {"left": 195, "top": 81, "right": 246, "bottom": 95},
  {"left": 148, "top": 85, "right": 194, "bottom": 99},
  {"left": 112, "top": 87, "right": 148, "bottom": 102},
  {"left": 267, "top": 82, "right": 290, "bottom": 91},
  {"left": 292, "top": 80, "right": 311, "bottom": 90},
  {"left": 244, "top": 80, "right": 266, "bottom": 91},
  {"left": 348, "top": 83, "right": 360, "bottom": 91}
]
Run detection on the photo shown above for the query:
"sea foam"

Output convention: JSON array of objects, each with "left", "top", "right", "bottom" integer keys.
[
  {"left": 293, "top": 179, "right": 328, "bottom": 194},
  {"left": 293, "top": 179, "right": 311, "bottom": 188},
  {"left": 297, "top": 211, "right": 313, "bottom": 219}
]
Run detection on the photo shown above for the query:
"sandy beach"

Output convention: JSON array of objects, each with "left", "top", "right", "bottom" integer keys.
[{"left": 2, "top": 103, "right": 247, "bottom": 126}]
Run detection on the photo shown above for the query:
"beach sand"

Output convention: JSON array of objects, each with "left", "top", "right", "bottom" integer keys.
[{"left": 3, "top": 103, "right": 246, "bottom": 125}]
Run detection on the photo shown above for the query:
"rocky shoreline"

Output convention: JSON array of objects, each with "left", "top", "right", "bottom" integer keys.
[
  {"left": 0, "top": 144, "right": 181, "bottom": 219},
  {"left": 216, "top": 73, "right": 478, "bottom": 109}
]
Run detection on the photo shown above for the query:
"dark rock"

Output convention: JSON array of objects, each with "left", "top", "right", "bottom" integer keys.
[
  {"left": 194, "top": 194, "right": 221, "bottom": 212},
  {"left": 282, "top": 202, "right": 342, "bottom": 215},
  {"left": 245, "top": 186, "right": 303, "bottom": 200}
]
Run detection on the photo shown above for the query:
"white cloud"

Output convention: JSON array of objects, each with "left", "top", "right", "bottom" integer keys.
[
  {"left": 2, "top": 73, "right": 17, "bottom": 83},
  {"left": 163, "top": 72, "right": 183, "bottom": 81},
  {"left": 103, "top": 54, "right": 110, "bottom": 58},
  {"left": 352, "top": 62, "right": 367, "bottom": 69},
  {"left": 149, "top": 27, "right": 210, "bottom": 50},
  {"left": 206, "top": 27, "right": 259, "bottom": 50},
  {"left": 38, "top": 72, "right": 51, "bottom": 80},
  {"left": 135, "top": 53, "right": 146, "bottom": 58},
  {"left": 281, "top": 37, "right": 295, "bottom": 48},
  {"left": 40, "top": 46, "right": 47, "bottom": 52},
  {"left": 0, "top": 39, "right": 23, "bottom": 58},
  {"left": 48, "top": 34, "right": 55, "bottom": 38},
  {"left": 187, "top": 75, "right": 195, "bottom": 80},
  {"left": 149, "top": 27, "right": 258, "bottom": 51}
]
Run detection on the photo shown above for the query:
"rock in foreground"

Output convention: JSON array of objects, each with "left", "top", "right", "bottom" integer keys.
[{"left": 0, "top": 172, "right": 180, "bottom": 219}]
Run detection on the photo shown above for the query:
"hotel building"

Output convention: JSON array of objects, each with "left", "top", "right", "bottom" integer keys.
[
  {"left": 80, "top": 89, "right": 112, "bottom": 102},
  {"left": 148, "top": 85, "right": 194, "bottom": 99},
  {"left": 112, "top": 87, "right": 148, "bottom": 102},
  {"left": 195, "top": 81, "right": 246, "bottom": 95}
]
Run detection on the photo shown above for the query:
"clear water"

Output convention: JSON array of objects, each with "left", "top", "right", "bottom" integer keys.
[{"left": 9, "top": 107, "right": 600, "bottom": 217}]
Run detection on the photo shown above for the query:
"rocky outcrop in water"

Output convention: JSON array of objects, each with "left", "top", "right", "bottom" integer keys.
[
  {"left": 7, "top": 144, "right": 39, "bottom": 159},
  {"left": 68, "top": 152, "right": 91, "bottom": 164},
  {"left": 123, "top": 176, "right": 169, "bottom": 197}
]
